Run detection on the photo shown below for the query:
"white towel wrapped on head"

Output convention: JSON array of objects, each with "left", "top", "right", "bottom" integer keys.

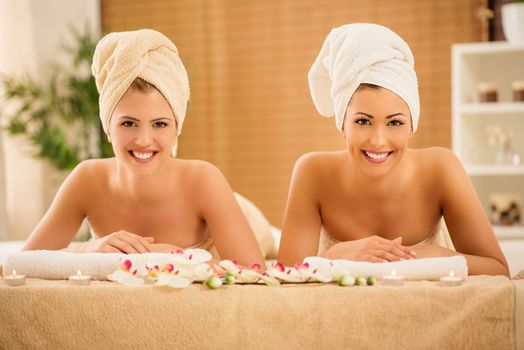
[
  {"left": 92, "top": 29, "right": 190, "bottom": 135},
  {"left": 308, "top": 23, "right": 420, "bottom": 132}
]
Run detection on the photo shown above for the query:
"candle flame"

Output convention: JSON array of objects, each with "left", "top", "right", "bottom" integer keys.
[
  {"left": 391, "top": 269, "right": 396, "bottom": 276},
  {"left": 12, "top": 270, "right": 16, "bottom": 276},
  {"left": 449, "top": 270, "right": 454, "bottom": 277},
  {"left": 77, "top": 270, "right": 81, "bottom": 276}
]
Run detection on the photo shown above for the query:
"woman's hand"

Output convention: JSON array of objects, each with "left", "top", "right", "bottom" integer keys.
[
  {"left": 149, "top": 243, "right": 182, "bottom": 253},
  {"left": 321, "top": 235, "right": 417, "bottom": 262},
  {"left": 77, "top": 231, "right": 154, "bottom": 253}
]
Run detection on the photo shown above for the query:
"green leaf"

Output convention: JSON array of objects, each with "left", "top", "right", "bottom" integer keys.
[{"left": 0, "top": 25, "right": 109, "bottom": 170}]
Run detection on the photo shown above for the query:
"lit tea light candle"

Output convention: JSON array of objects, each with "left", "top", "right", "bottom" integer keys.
[
  {"left": 440, "top": 270, "right": 463, "bottom": 287},
  {"left": 4, "top": 270, "right": 26, "bottom": 286},
  {"left": 382, "top": 269, "right": 404, "bottom": 286},
  {"left": 69, "top": 270, "right": 91, "bottom": 286}
]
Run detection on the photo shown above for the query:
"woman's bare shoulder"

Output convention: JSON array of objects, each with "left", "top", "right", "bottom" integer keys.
[
  {"left": 73, "top": 158, "right": 114, "bottom": 179},
  {"left": 409, "top": 147, "right": 466, "bottom": 185},
  {"left": 64, "top": 158, "right": 115, "bottom": 195},
  {"left": 174, "top": 158, "right": 222, "bottom": 176},
  {"left": 294, "top": 151, "right": 346, "bottom": 174},
  {"left": 410, "top": 147, "right": 462, "bottom": 168},
  {"left": 172, "top": 159, "right": 228, "bottom": 189}
]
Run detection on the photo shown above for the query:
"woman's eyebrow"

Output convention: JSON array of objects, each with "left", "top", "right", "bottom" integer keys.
[
  {"left": 386, "top": 113, "right": 407, "bottom": 119},
  {"left": 350, "top": 112, "right": 407, "bottom": 119},
  {"left": 116, "top": 116, "right": 173, "bottom": 122},
  {"left": 151, "top": 117, "right": 172, "bottom": 122},
  {"left": 351, "top": 112, "right": 374, "bottom": 118}
]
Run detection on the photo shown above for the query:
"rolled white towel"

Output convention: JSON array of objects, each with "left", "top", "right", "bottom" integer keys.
[
  {"left": 304, "top": 255, "right": 468, "bottom": 281},
  {"left": 4, "top": 251, "right": 123, "bottom": 280},
  {"left": 4, "top": 250, "right": 213, "bottom": 280}
]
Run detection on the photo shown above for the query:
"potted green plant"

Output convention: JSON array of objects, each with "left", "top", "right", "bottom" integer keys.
[
  {"left": 502, "top": 0, "right": 524, "bottom": 43},
  {"left": 0, "top": 27, "right": 112, "bottom": 171}
]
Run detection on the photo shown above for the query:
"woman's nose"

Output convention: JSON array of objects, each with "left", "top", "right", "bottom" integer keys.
[
  {"left": 369, "top": 126, "right": 387, "bottom": 148},
  {"left": 135, "top": 126, "right": 152, "bottom": 146}
]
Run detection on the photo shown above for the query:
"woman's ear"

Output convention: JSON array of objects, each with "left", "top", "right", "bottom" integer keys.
[
  {"left": 106, "top": 132, "right": 112, "bottom": 143},
  {"left": 341, "top": 117, "right": 348, "bottom": 139}
]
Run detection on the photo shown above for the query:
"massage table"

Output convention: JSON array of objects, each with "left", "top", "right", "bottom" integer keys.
[{"left": 1, "top": 240, "right": 523, "bottom": 349}]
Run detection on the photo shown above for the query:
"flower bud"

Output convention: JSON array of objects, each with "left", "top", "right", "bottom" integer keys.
[
  {"left": 366, "top": 276, "right": 376, "bottom": 286},
  {"left": 355, "top": 276, "right": 366, "bottom": 286},
  {"left": 337, "top": 275, "right": 355, "bottom": 287},
  {"left": 224, "top": 274, "right": 236, "bottom": 285},
  {"left": 205, "top": 275, "right": 223, "bottom": 289}
]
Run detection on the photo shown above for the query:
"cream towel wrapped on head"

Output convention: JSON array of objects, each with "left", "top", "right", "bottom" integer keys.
[
  {"left": 308, "top": 23, "right": 420, "bottom": 132},
  {"left": 92, "top": 29, "right": 190, "bottom": 135}
]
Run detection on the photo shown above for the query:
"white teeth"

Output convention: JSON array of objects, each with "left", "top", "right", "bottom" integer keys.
[
  {"left": 132, "top": 151, "right": 154, "bottom": 160},
  {"left": 365, "top": 151, "right": 389, "bottom": 160}
]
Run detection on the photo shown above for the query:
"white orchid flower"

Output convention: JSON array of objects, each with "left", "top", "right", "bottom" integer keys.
[
  {"left": 192, "top": 263, "right": 214, "bottom": 282},
  {"left": 308, "top": 265, "right": 333, "bottom": 283},
  {"left": 215, "top": 260, "right": 241, "bottom": 275},
  {"left": 108, "top": 269, "right": 144, "bottom": 286},
  {"left": 236, "top": 269, "right": 261, "bottom": 283},
  {"left": 156, "top": 272, "right": 192, "bottom": 288},
  {"left": 177, "top": 249, "right": 213, "bottom": 265},
  {"left": 269, "top": 262, "right": 305, "bottom": 283},
  {"left": 258, "top": 274, "right": 280, "bottom": 286}
]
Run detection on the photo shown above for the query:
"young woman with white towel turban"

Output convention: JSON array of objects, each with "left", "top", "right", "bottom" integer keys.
[
  {"left": 23, "top": 29, "right": 265, "bottom": 268},
  {"left": 278, "top": 23, "right": 508, "bottom": 276}
]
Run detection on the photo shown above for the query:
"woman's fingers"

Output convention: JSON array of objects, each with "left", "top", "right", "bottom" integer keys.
[
  {"left": 131, "top": 234, "right": 155, "bottom": 252},
  {"left": 393, "top": 237, "right": 417, "bottom": 257},
  {"left": 378, "top": 242, "right": 414, "bottom": 260},
  {"left": 378, "top": 236, "right": 416, "bottom": 258},
  {"left": 364, "top": 255, "right": 387, "bottom": 263},
  {"left": 109, "top": 238, "right": 140, "bottom": 254},
  {"left": 370, "top": 249, "right": 405, "bottom": 262},
  {"left": 115, "top": 231, "right": 153, "bottom": 253},
  {"left": 100, "top": 245, "right": 122, "bottom": 254}
]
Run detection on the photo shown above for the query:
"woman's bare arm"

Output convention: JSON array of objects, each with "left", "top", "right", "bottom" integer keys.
[
  {"left": 437, "top": 149, "right": 509, "bottom": 276},
  {"left": 23, "top": 161, "right": 91, "bottom": 251},
  {"left": 196, "top": 162, "right": 265, "bottom": 269},
  {"left": 279, "top": 154, "right": 415, "bottom": 265},
  {"left": 278, "top": 155, "right": 323, "bottom": 266},
  {"left": 23, "top": 161, "right": 154, "bottom": 254}
]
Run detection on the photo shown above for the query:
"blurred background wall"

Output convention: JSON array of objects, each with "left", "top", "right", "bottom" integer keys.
[
  {"left": 0, "top": 0, "right": 99, "bottom": 239},
  {"left": 100, "top": 0, "right": 483, "bottom": 226}
]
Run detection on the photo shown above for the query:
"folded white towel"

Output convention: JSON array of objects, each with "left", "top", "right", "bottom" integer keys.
[
  {"left": 304, "top": 256, "right": 468, "bottom": 280},
  {"left": 308, "top": 23, "right": 420, "bottom": 132}
]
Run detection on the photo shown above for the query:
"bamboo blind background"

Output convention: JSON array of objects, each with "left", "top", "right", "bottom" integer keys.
[{"left": 101, "top": 0, "right": 483, "bottom": 226}]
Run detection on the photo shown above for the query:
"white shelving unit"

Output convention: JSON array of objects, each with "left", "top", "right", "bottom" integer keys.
[{"left": 452, "top": 42, "right": 524, "bottom": 240}]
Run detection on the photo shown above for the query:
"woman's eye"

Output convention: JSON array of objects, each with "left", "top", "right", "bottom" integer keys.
[
  {"left": 121, "top": 121, "right": 136, "bottom": 127},
  {"left": 153, "top": 121, "right": 168, "bottom": 128},
  {"left": 388, "top": 120, "right": 404, "bottom": 126},
  {"left": 355, "top": 118, "right": 371, "bottom": 126}
]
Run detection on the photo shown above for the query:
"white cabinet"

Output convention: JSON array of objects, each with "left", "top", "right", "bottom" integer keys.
[{"left": 452, "top": 42, "right": 524, "bottom": 239}]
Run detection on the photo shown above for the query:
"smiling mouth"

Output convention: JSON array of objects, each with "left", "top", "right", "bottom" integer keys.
[
  {"left": 129, "top": 150, "right": 158, "bottom": 161},
  {"left": 361, "top": 150, "right": 393, "bottom": 163}
]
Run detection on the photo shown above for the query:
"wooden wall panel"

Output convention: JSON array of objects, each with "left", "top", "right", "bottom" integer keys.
[{"left": 101, "top": 0, "right": 483, "bottom": 226}]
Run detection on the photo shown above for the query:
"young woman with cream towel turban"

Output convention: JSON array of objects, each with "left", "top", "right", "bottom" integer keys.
[
  {"left": 278, "top": 24, "right": 509, "bottom": 276},
  {"left": 23, "top": 29, "right": 265, "bottom": 268}
]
